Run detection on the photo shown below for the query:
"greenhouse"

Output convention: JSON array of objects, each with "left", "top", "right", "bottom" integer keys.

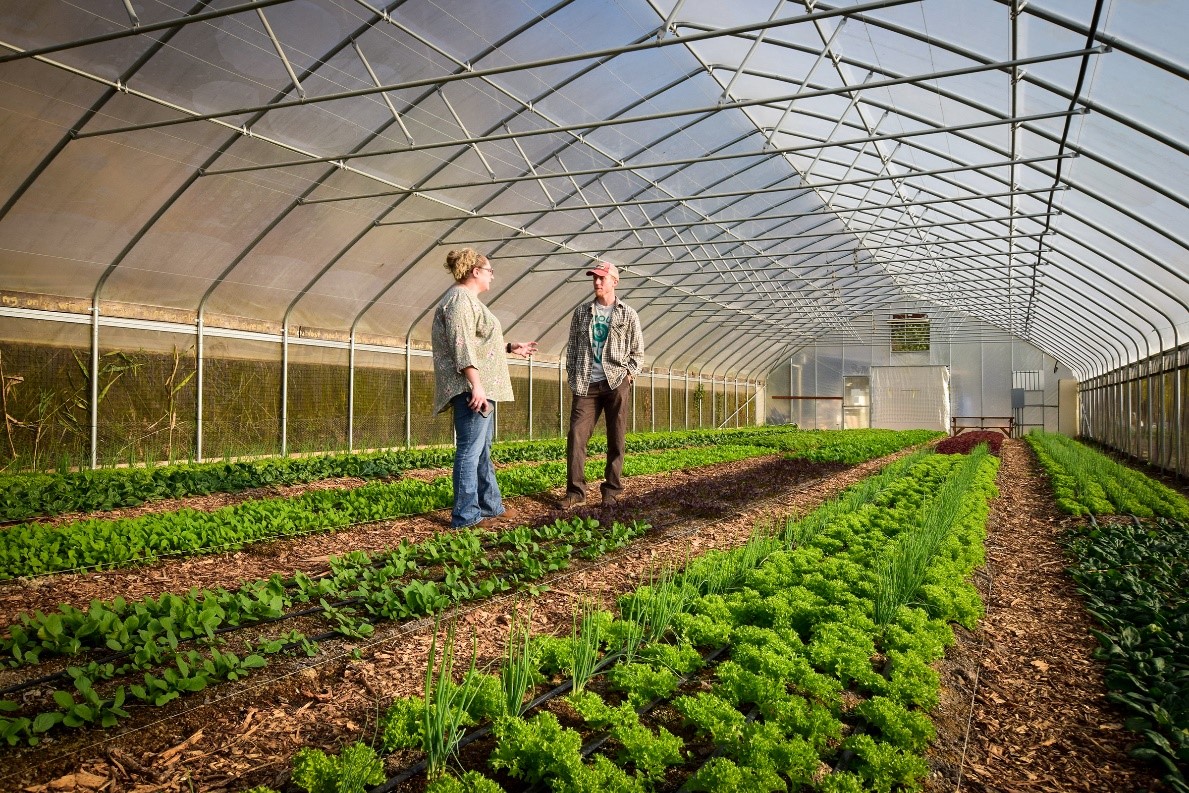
[{"left": 0, "top": 0, "right": 1186, "bottom": 791}]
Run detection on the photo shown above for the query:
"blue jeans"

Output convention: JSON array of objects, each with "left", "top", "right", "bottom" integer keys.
[{"left": 450, "top": 394, "right": 504, "bottom": 528}]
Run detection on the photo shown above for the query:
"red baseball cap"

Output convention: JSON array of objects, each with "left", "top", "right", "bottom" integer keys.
[{"left": 586, "top": 261, "right": 620, "bottom": 280}]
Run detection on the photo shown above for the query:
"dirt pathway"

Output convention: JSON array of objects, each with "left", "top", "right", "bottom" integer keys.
[{"left": 925, "top": 439, "right": 1162, "bottom": 792}]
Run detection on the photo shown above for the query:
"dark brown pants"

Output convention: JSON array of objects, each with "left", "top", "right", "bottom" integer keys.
[{"left": 566, "top": 378, "right": 630, "bottom": 498}]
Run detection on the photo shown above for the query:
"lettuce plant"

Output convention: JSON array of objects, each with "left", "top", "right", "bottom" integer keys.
[
  {"left": 854, "top": 695, "right": 936, "bottom": 752},
  {"left": 291, "top": 742, "right": 384, "bottom": 793},
  {"left": 424, "top": 771, "right": 505, "bottom": 793},
  {"left": 612, "top": 721, "right": 684, "bottom": 781},
  {"left": 684, "top": 756, "right": 784, "bottom": 793},
  {"left": 378, "top": 695, "right": 424, "bottom": 753},
  {"left": 606, "top": 662, "right": 679, "bottom": 708},
  {"left": 491, "top": 712, "right": 647, "bottom": 793},
  {"left": 674, "top": 692, "right": 747, "bottom": 746}
]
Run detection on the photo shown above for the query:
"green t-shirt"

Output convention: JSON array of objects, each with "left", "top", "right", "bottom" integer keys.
[{"left": 589, "top": 302, "right": 613, "bottom": 383}]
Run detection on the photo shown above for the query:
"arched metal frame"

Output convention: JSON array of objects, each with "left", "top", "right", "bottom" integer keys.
[{"left": 0, "top": 0, "right": 1186, "bottom": 473}]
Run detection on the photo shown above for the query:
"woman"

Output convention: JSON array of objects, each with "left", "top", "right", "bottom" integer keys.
[{"left": 431, "top": 248, "right": 537, "bottom": 529}]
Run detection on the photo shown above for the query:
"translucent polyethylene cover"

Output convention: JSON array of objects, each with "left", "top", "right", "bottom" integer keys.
[{"left": 0, "top": 0, "right": 1185, "bottom": 379}]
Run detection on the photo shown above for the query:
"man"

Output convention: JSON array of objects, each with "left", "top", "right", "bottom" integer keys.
[{"left": 563, "top": 261, "right": 644, "bottom": 508}]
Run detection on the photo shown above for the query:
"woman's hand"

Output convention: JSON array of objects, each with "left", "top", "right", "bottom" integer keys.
[
  {"left": 468, "top": 384, "right": 488, "bottom": 413},
  {"left": 508, "top": 341, "right": 538, "bottom": 358}
]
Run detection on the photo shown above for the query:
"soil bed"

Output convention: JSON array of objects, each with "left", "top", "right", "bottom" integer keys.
[
  {"left": 0, "top": 441, "right": 1167, "bottom": 792},
  {"left": 0, "top": 452, "right": 848, "bottom": 790}
]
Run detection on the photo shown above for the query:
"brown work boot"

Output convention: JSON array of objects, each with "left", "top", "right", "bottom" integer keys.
[
  {"left": 497, "top": 504, "right": 520, "bottom": 523},
  {"left": 561, "top": 492, "right": 585, "bottom": 509},
  {"left": 600, "top": 492, "right": 618, "bottom": 507}
]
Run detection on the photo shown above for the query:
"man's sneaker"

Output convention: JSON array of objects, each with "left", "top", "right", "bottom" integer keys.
[{"left": 561, "top": 493, "right": 585, "bottom": 509}]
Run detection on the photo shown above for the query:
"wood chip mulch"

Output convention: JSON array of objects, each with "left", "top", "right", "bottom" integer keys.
[
  {"left": 924, "top": 439, "right": 1165, "bottom": 793},
  {"left": 0, "top": 452, "right": 866, "bottom": 791},
  {"left": 0, "top": 440, "right": 1171, "bottom": 792}
]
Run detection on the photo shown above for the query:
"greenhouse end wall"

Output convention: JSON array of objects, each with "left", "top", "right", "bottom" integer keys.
[{"left": 768, "top": 317, "right": 1076, "bottom": 440}]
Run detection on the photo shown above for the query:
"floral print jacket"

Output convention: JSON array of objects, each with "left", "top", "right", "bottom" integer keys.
[{"left": 431, "top": 285, "right": 514, "bottom": 414}]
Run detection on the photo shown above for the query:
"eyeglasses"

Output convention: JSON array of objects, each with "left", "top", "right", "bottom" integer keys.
[{"left": 475, "top": 266, "right": 494, "bottom": 274}]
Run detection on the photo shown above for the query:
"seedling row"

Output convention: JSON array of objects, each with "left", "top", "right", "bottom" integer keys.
[
  {"left": 238, "top": 446, "right": 999, "bottom": 792},
  {"left": 1026, "top": 431, "right": 1189, "bottom": 519},
  {"left": 0, "top": 428, "right": 939, "bottom": 523},
  {"left": 0, "top": 514, "right": 652, "bottom": 745},
  {"left": 0, "top": 429, "right": 940, "bottom": 580},
  {"left": 0, "top": 430, "right": 937, "bottom": 749}
]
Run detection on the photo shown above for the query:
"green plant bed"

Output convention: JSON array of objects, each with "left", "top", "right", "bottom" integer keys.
[
  {"left": 0, "top": 445, "right": 773, "bottom": 579},
  {"left": 1026, "top": 432, "right": 1189, "bottom": 519},
  {"left": 0, "top": 425, "right": 837, "bottom": 522},
  {"left": 746, "top": 428, "right": 943, "bottom": 464},
  {"left": 332, "top": 448, "right": 998, "bottom": 792},
  {"left": 0, "top": 427, "right": 938, "bottom": 580},
  {"left": 0, "top": 514, "right": 652, "bottom": 745},
  {"left": 1063, "top": 517, "right": 1189, "bottom": 791},
  {"left": 0, "top": 448, "right": 454, "bottom": 523}
]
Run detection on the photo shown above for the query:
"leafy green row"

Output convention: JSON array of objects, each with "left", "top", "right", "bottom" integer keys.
[
  {"left": 269, "top": 448, "right": 998, "bottom": 793},
  {"left": 747, "top": 428, "right": 943, "bottom": 464},
  {"left": 0, "top": 514, "right": 652, "bottom": 745},
  {"left": 0, "top": 446, "right": 446, "bottom": 523},
  {"left": 0, "top": 516, "right": 640, "bottom": 669},
  {"left": 1026, "top": 432, "right": 1189, "bottom": 519},
  {"left": 0, "top": 444, "right": 771, "bottom": 580},
  {"left": 0, "top": 642, "right": 284, "bottom": 745},
  {"left": 1063, "top": 518, "right": 1189, "bottom": 792},
  {"left": 641, "top": 451, "right": 993, "bottom": 792},
  {"left": 0, "top": 425, "right": 813, "bottom": 522},
  {"left": 0, "top": 433, "right": 939, "bottom": 751},
  {"left": 874, "top": 448, "right": 992, "bottom": 624}
]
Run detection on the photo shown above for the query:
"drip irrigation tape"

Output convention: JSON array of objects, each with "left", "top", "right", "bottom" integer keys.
[
  {"left": 1, "top": 447, "right": 912, "bottom": 783},
  {"left": 0, "top": 525, "right": 639, "bottom": 698}
]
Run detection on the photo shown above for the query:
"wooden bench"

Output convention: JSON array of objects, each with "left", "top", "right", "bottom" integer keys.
[{"left": 951, "top": 416, "right": 1014, "bottom": 437}]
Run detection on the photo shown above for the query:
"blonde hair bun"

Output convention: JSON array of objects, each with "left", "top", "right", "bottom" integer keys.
[{"left": 445, "top": 248, "right": 483, "bottom": 282}]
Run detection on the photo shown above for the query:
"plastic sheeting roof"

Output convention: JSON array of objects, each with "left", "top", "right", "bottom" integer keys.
[{"left": 1, "top": 0, "right": 1186, "bottom": 380}]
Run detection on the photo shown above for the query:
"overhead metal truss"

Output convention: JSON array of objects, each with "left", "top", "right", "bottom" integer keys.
[{"left": 0, "top": 0, "right": 1185, "bottom": 410}]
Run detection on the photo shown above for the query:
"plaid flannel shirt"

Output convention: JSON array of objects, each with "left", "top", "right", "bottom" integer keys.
[{"left": 565, "top": 298, "right": 643, "bottom": 395}]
